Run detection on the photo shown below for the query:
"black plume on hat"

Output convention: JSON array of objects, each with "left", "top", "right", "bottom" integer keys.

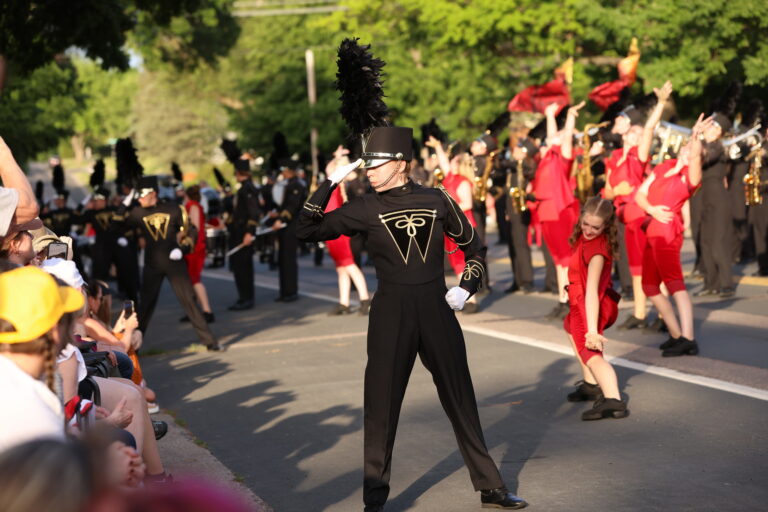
[
  {"left": 709, "top": 80, "right": 742, "bottom": 120},
  {"left": 91, "top": 159, "right": 105, "bottom": 189},
  {"left": 213, "top": 167, "right": 231, "bottom": 191},
  {"left": 742, "top": 98, "right": 766, "bottom": 129},
  {"left": 336, "top": 38, "right": 390, "bottom": 140},
  {"left": 171, "top": 162, "right": 183, "bottom": 183},
  {"left": 52, "top": 164, "right": 65, "bottom": 195},
  {"left": 486, "top": 111, "right": 511, "bottom": 137},
  {"left": 220, "top": 139, "right": 242, "bottom": 164},
  {"left": 115, "top": 138, "right": 144, "bottom": 190},
  {"left": 421, "top": 118, "right": 447, "bottom": 145}
]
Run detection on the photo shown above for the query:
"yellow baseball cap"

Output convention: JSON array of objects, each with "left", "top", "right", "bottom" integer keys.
[{"left": 0, "top": 266, "right": 84, "bottom": 344}]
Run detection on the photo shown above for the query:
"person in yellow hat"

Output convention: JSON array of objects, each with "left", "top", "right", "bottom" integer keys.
[{"left": 0, "top": 265, "right": 84, "bottom": 451}]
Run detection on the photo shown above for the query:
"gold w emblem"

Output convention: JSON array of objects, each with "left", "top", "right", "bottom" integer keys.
[
  {"left": 142, "top": 213, "right": 171, "bottom": 241},
  {"left": 379, "top": 209, "right": 436, "bottom": 264},
  {"left": 95, "top": 211, "right": 112, "bottom": 230}
]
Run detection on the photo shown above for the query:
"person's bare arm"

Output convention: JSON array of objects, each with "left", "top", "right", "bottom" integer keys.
[
  {"left": 84, "top": 317, "right": 131, "bottom": 352},
  {"left": 544, "top": 103, "right": 559, "bottom": 144},
  {"left": 687, "top": 114, "right": 711, "bottom": 188},
  {"left": 0, "top": 136, "right": 38, "bottom": 223},
  {"left": 561, "top": 101, "right": 586, "bottom": 160},
  {"left": 638, "top": 81, "right": 672, "bottom": 163}
]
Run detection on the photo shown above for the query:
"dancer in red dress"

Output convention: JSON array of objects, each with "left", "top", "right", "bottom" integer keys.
[
  {"left": 183, "top": 185, "right": 214, "bottom": 322},
  {"left": 532, "top": 101, "right": 584, "bottom": 320},
  {"left": 636, "top": 114, "right": 709, "bottom": 357},
  {"left": 563, "top": 196, "right": 627, "bottom": 420},
  {"left": 324, "top": 147, "right": 370, "bottom": 315}
]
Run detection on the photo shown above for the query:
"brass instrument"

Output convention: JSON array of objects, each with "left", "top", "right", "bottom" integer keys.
[
  {"left": 473, "top": 150, "right": 498, "bottom": 202},
  {"left": 652, "top": 121, "right": 691, "bottom": 164},
  {"left": 575, "top": 121, "right": 609, "bottom": 203},
  {"left": 509, "top": 159, "right": 527, "bottom": 213},
  {"left": 433, "top": 167, "right": 445, "bottom": 185},
  {"left": 744, "top": 136, "right": 765, "bottom": 206}
]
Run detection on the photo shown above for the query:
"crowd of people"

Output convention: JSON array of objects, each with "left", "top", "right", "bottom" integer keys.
[{"left": 1, "top": 36, "right": 767, "bottom": 510}]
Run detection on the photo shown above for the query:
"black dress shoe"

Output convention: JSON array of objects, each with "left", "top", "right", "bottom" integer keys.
[
  {"left": 179, "top": 315, "right": 190, "bottom": 323},
  {"left": 364, "top": 505, "right": 384, "bottom": 512},
  {"left": 504, "top": 283, "right": 520, "bottom": 294},
  {"left": 358, "top": 299, "right": 371, "bottom": 315},
  {"left": 152, "top": 420, "right": 168, "bottom": 440},
  {"left": 567, "top": 380, "right": 603, "bottom": 402},
  {"left": 719, "top": 287, "right": 736, "bottom": 298},
  {"left": 659, "top": 336, "right": 680, "bottom": 350},
  {"left": 279, "top": 294, "right": 299, "bottom": 302},
  {"left": 581, "top": 397, "right": 629, "bottom": 421},
  {"left": 328, "top": 304, "right": 352, "bottom": 316},
  {"left": 662, "top": 337, "right": 698, "bottom": 357},
  {"left": 693, "top": 288, "right": 719, "bottom": 297},
  {"left": 617, "top": 315, "right": 648, "bottom": 330},
  {"left": 520, "top": 285, "right": 535, "bottom": 294},
  {"left": 204, "top": 312, "right": 215, "bottom": 323},
  {"left": 206, "top": 344, "right": 222, "bottom": 352},
  {"left": 480, "top": 487, "right": 527, "bottom": 509},
  {"left": 229, "top": 300, "right": 254, "bottom": 311}
]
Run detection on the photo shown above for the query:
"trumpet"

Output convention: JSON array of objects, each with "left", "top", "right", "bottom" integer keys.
[
  {"left": 744, "top": 135, "right": 765, "bottom": 206},
  {"left": 509, "top": 159, "right": 527, "bottom": 213},
  {"left": 575, "top": 122, "right": 609, "bottom": 203},
  {"left": 473, "top": 150, "right": 499, "bottom": 203}
]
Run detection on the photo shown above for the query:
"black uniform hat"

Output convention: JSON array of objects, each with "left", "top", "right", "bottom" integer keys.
[
  {"left": 517, "top": 137, "right": 538, "bottom": 156},
  {"left": 336, "top": 38, "right": 413, "bottom": 169},
  {"left": 220, "top": 138, "right": 251, "bottom": 174},
  {"left": 52, "top": 164, "right": 68, "bottom": 199},
  {"left": 115, "top": 138, "right": 144, "bottom": 191},
  {"left": 138, "top": 176, "right": 159, "bottom": 198},
  {"left": 477, "top": 111, "right": 510, "bottom": 153}
]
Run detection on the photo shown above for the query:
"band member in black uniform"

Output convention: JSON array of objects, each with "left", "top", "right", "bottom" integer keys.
[
  {"left": 297, "top": 38, "right": 526, "bottom": 511},
  {"left": 83, "top": 188, "right": 117, "bottom": 282},
  {"left": 118, "top": 176, "right": 219, "bottom": 351},
  {"left": 270, "top": 160, "right": 306, "bottom": 302},
  {"left": 747, "top": 122, "right": 768, "bottom": 276},
  {"left": 227, "top": 157, "right": 261, "bottom": 310},
  {"left": 696, "top": 112, "right": 736, "bottom": 297},
  {"left": 501, "top": 138, "right": 537, "bottom": 293},
  {"left": 113, "top": 191, "right": 141, "bottom": 303}
]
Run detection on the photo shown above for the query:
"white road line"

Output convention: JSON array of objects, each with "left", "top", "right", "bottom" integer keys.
[{"left": 202, "top": 271, "right": 768, "bottom": 402}]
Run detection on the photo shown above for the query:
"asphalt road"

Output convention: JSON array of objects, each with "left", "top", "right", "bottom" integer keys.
[{"left": 140, "top": 246, "right": 768, "bottom": 512}]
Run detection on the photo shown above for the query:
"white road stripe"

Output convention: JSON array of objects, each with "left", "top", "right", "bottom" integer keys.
[{"left": 202, "top": 271, "right": 768, "bottom": 402}]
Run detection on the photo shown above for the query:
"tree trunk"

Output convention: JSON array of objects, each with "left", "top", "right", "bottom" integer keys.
[{"left": 70, "top": 134, "right": 86, "bottom": 163}]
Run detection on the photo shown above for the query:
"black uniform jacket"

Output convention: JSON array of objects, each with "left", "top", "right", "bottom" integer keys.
[
  {"left": 297, "top": 179, "right": 487, "bottom": 296},
  {"left": 119, "top": 202, "right": 187, "bottom": 268},
  {"left": 228, "top": 179, "right": 261, "bottom": 243}
]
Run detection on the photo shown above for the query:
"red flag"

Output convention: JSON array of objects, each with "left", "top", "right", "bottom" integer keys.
[
  {"left": 507, "top": 78, "right": 571, "bottom": 114},
  {"left": 588, "top": 79, "right": 628, "bottom": 111}
]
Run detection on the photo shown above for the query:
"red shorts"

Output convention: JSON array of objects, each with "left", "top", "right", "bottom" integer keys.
[
  {"left": 623, "top": 218, "right": 646, "bottom": 277},
  {"left": 563, "top": 306, "right": 603, "bottom": 364},
  {"left": 327, "top": 236, "right": 355, "bottom": 268},
  {"left": 541, "top": 206, "right": 577, "bottom": 266},
  {"left": 184, "top": 249, "right": 205, "bottom": 284},
  {"left": 641, "top": 236, "right": 685, "bottom": 296},
  {"left": 445, "top": 236, "right": 465, "bottom": 276}
]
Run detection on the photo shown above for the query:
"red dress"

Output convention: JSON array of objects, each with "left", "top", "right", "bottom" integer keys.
[
  {"left": 641, "top": 160, "right": 700, "bottom": 296},
  {"left": 564, "top": 234, "right": 617, "bottom": 364},
  {"left": 442, "top": 173, "right": 476, "bottom": 275},
  {"left": 184, "top": 200, "right": 207, "bottom": 284},
  {"left": 532, "top": 145, "right": 578, "bottom": 266},
  {"left": 324, "top": 186, "right": 355, "bottom": 267},
  {"left": 605, "top": 146, "right": 649, "bottom": 276}
]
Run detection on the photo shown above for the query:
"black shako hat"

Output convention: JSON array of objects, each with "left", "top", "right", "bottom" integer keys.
[
  {"left": 138, "top": 176, "right": 159, "bottom": 197},
  {"left": 517, "top": 138, "right": 538, "bottom": 156},
  {"left": 476, "top": 133, "right": 497, "bottom": 153},
  {"left": 336, "top": 38, "right": 413, "bottom": 169}
]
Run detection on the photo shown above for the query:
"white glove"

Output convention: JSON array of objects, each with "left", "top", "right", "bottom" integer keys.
[
  {"left": 328, "top": 158, "right": 363, "bottom": 185},
  {"left": 122, "top": 189, "right": 137, "bottom": 207},
  {"left": 445, "top": 286, "right": 470, "bottom": 311},
  {"left": 169, "top": 248, "right": 183, "bottom": 261},
  {"left": 117, "top": 237, "right": 129, "bottom": 247}
]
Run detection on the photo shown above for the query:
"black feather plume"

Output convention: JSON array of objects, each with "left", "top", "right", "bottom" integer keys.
[
  {"left": 115, "top": 138, "right": 144, "bottom": 190},
  {"left": 420, "top": 118, "right": 447, "bottom": 145},
  {"left": 171, "top": 162, "right": 183, "bottom": 183},
  {"left": 741, "top": 98, "right": 765, "bottom": 129},
  {"left": 213, "top": 167, "right": 231, "bottom": 190},
  {"left": 710, "top": 80, "right": 742, "bottom": 117},
  {"left": 90, "top": 159, "right": 105, "bottom": 189},
  {"left": 52, "top": 164, "right": 65, "bottom": 194},
  {"left": 273, "top": 132, "right": 290, "bottom": 160},
  {"left": 220, "top": 139, "right": 242, "bottom": 164},
  {"left": 486, "top": 111, "right": 511, "bottom": 137},
  {"left": 336, "top": 38, "right": 390, "bottom": 138},
  {"left": 35, "top": 180, "right": 44, "bottom": 204},
  {"left": 632, "top": 91, "right": 658, "bottom": 115},
  {"left": 600, "top": 87, "right": 633, "bottom": 123}
]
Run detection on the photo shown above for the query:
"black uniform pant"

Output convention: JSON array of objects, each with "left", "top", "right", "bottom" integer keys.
[
  {"left": 615, "top": 221, "right": 633, "bottom": 293},
  {"left": 751, "top": 200, "right": 768, "bottom": 274},
  {"left": 277, "top": 223, "right": 299, "bottom": 297},
  {"left": 230, "top": 244, "right": 255, "bottom": 303},
  {"left": 363, "top": 278, "right": 503, "bottom": 508},
  {"left": 689, "top": 190, "right": 704, "bottom": 273},
  {"left": 472, "top": 202, "right": 490, "bottom": 289},
  {"left": 700, "top": 185, "right": 734, "bottom": 291},
  {"left": 91, "top": 240, "right": 115, "bottom": 282},
  {"left": 114, "top": 245, "right": 140, "bottom": 303},
  {"left": 138, "top": 259, "right": 217, "bottom": 347},
  {"left": 506, "top": 208, "right": 533, "bottom": 287},
  {"left": 495, "top": 195, "right": 510, "bottom": 244}
]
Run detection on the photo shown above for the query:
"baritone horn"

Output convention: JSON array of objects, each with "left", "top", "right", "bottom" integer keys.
[
  {"left": 473, "top": 150, "right": 499, "bottom": 202},
  {"left": 508, "top": 159, "right": 527, "bottom": 213},
  {"left": 575, "top": 121, "right": 609, "bottom": 203},
  {"left": 744, "top": 132, "right": 765, "bottom": 206}
]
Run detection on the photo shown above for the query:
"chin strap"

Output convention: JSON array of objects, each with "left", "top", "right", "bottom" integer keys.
[{"left": 372, "top": 161, "right": 405, "bottom": 190}]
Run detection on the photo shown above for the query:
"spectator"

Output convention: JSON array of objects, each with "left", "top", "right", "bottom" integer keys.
[
  {"left": 0, "top": 218, "right": 43, "bottom": 265},
  {"left": 0, "top": 136, "right": 39, "bottom": 237},
  {"left": 0, "top": 265, "right": 84, "bottom": 451}
]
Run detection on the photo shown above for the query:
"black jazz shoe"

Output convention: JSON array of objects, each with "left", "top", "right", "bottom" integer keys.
[
  {"left": 328, "top": 304, "right": 352, "bottom": 316},
  {"left": 662, "top": 337, "right": 699, "bottom": 357},
  {"left": 659, "top": 336, "right": 680, "bottom": 350},
  {"left": 567, "top": 380, "right": 603, "bottom": 402},
  {"left": 358, "top": 299, "right": 371, "bottom": 315},
  {"left": 581, "top": 397, "right": 629, "bottom": 421},
  {"left": 480, "top": 487, "right": 528, "bottom": 509}
]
